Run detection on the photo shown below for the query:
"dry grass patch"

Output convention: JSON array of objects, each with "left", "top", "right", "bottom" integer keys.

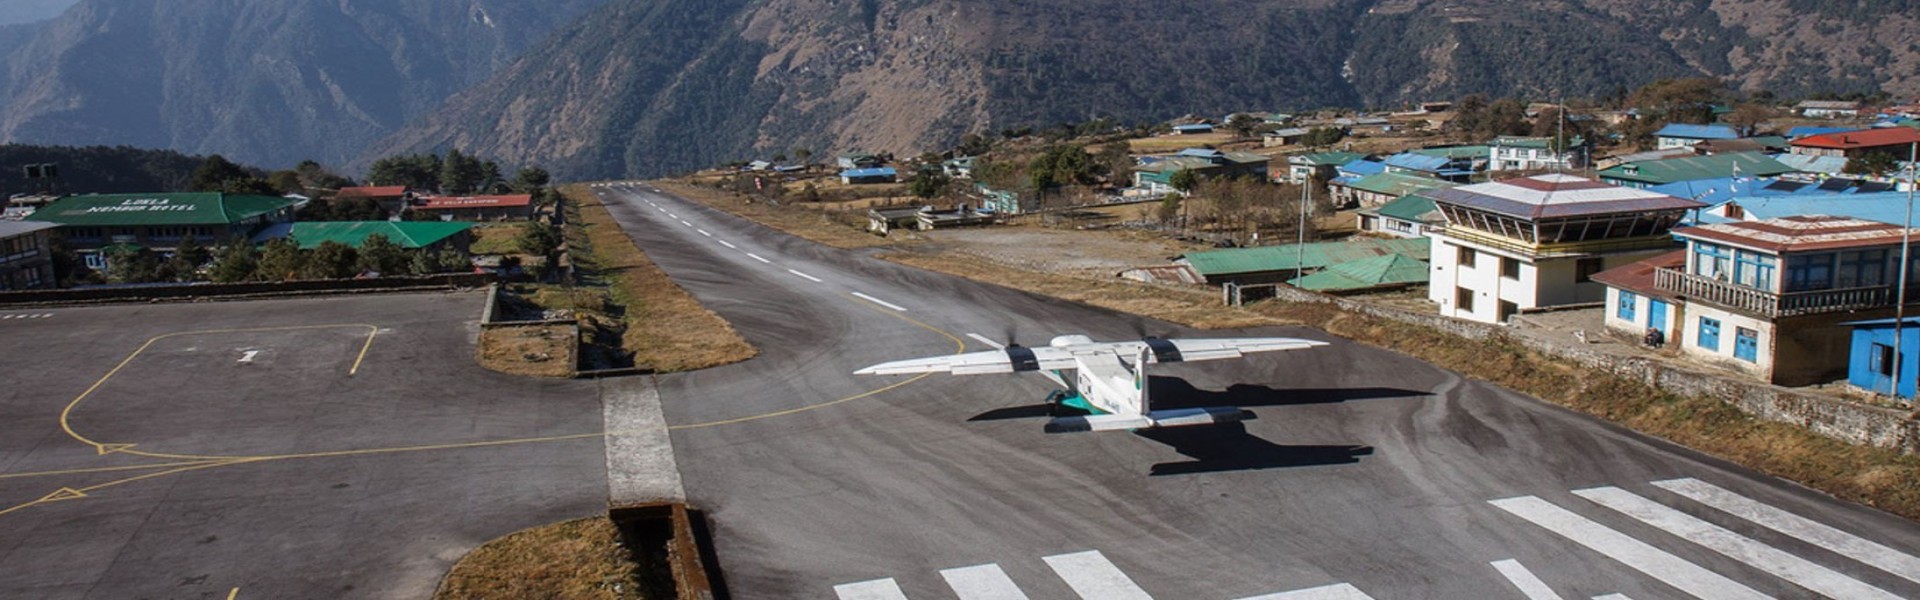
[
  {"left": 1129, "top": 133, "right": 1237, "bottom": 152},
  {"left": 435, "top": 517, "right": 657, "bottom": 600},
  {"left": 883, "top": 249, "right": 1276, "bottom": 330},
  {"left": 566, "top": 185, "right": 757, "bottom": 372},
  {"left": 476, "top": 324, "right": 577, "bottom": 378},
  {"left": 469, "top": 223, "right": 525, "bottom": 255},
  {"left": 654, "top": 180, "right": 895, "bottom": 249}
]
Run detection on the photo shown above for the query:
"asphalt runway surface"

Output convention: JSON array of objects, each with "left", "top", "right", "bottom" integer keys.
[
  {"left": 593, "top": 182, "right": 1920, "bottom": 600},
  {"left": 0, "top": 292, "right": 607, "bottom": 599}
]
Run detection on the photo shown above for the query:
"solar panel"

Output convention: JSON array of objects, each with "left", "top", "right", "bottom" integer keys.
[
  {"left": 1763, "top": 180, "right": 1807, "bottom": 192},
  {"left": 1857, "top": 181, "right": 1894, "bottom": 193},
  {"left": 1818, "top": 178, "right": 1855, "bottom": 191}
]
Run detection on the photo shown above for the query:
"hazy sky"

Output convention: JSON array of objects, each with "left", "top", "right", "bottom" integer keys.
[{"left": 0, "top": 0, "right": 78, "bottom": 26}]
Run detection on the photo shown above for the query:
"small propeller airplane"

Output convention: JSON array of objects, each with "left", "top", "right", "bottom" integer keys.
[{"left": 855, "top": 334, "right": 1328, "bottom": 433}]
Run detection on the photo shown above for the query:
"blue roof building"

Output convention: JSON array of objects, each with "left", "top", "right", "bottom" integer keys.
[
  {"left": 1337, "top": 159, "right": 1387, "bottom": 179},
  {"left": 1845, "top": 317, "right": 1920, "bottom": 399},
  {"left": 1787, "top": 126, "right": 1860, "bottom": 139},
  {"left": 1655, "top": 123, "right": 1741, "bottom": 150},
  {"left": 1696, "top": 191, "right": 1920, "bottom": 226},
  {"left": 839, "top": 167, "right": 898, "bottom": 184}
]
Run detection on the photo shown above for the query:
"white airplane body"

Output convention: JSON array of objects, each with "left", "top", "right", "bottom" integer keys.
[{"left": 855, "top": 334, "right": 1327, "bottom": 433}]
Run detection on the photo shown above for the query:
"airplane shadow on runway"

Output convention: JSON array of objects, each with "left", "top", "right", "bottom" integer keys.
[{"left": 967, "top": 377, "right": 1424, "bottom": 476}]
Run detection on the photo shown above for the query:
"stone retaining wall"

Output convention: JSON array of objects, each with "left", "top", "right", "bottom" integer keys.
[{"left": 1264, "top": 283, "right": 1920, "bottom": 454}]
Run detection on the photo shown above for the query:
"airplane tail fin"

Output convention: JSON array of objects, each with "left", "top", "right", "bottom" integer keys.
[{"left": 1044, "top": 407, "right": 1252, "bottom": 434}]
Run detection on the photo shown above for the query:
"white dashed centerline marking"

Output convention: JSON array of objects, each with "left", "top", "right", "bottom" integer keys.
[
  {"left": 851, "top": 292, "right": 907, "bottom": 312},
  {"left": 680, "top": 220, "right": 692, "bottom": 227},
  {"left": 746, "top": 253, "right": 771, "bottom": 264},
  {"left": 718, "top": 240, "right": 736, "bottom": 249},
  {"left": 787, "top": 269, "right": 823, "bottom": 283},
  {"left": 698, "top": 229, "right": 712, "bottom": 237}
]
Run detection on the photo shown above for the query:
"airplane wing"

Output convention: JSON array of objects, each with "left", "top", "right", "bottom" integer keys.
[
  {"left": 854, "top": 345, "right": 1078, "bottom": 376},
  {"left": 1100, "top": 337, "right": 1329, "bottom": 364}
]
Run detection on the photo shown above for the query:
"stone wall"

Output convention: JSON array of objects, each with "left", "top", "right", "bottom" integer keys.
[
  {"left": 1263, "top": 283, "right": 1920, "bottom": 455},
  {"left": 0, "top": 273, "right": 494, "bottom": 306}
]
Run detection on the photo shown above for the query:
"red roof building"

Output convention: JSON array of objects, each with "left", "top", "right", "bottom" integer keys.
[
  {"left": 411, "top": 194, "right": 535, "bottom": 221},
  {"left": 335, "top": 185, "right": 410, "bottom": 199},
  {"left": 1789, "top": 128, "right": 1920, "bottom": 159}
]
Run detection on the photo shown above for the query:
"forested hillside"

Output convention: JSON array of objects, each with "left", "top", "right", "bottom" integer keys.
[{"left": 0, "top": 144, "right": 218, "bottom": 195}]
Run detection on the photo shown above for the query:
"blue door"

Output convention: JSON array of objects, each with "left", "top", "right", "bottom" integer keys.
[
  {"left": 1734, "top": 328, "right": 1758, "bottom": 363},
  {"left": 1647, "top": 300, "right": 1669, "bottom": 335}
]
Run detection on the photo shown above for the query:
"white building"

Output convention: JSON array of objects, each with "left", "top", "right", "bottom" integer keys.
[
  {"left": 1597, "top": 216, "right": 1920, "bottom": 386},
  {"left": 1795, "top": 100, "right": 1863, "bottom": 119},
  {"left": 1426, "top": 174, "right": 1703, "bottom": 324},
  {"left": 1487, "top": 136, "right": 1590, "bottom": 172}
]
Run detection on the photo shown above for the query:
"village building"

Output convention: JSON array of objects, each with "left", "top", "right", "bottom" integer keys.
[
  {"left": 26, "top": 192, "right": 297, "bottom": 269},
  {"left": 1597, "top": 152, "right": 1798, "bottom": 189},
  {"left": 1177, "top": 237, "right": 1430, "bottom": 286},
  {"left": 1788, "top": 127, "right": 1920, "bottom": 160},
  {"left": 1357, "top": 194, "right": 1445, "bottom": 239},
  {"left": 0, "top": 221, "right": 58, "bottom": 290},
  {"left": 1283, "top": 151, "right": 1365, "bottom": 185},
  {"left": 1331, "top": 172, "right": 1455, "bottom": 210},
  {"left": 410, "top": 194, "right": 535, "bottom": 221},
  {"left": 254, "top": 221, "right": 474, "bottom": 254},
  {"left": 1794, "top": 100, "right": 1864, "bottom": 119},
  {"left": 836, "top": 152, "right": 883, "bottom": 170},
  {"left": 1132, "top": 149, "right": 1269, "bottom": 195},
  {"left": 1426, "top": 174, "right": 1703, "bottom": 324},
  {"left": 1172, "top": 123, "right": 1215, "bottom": 135},
  {"left": 1487, "top": 136, "right": 1590, "bottom": 172},
  {"left": 333, "top": 186, "right": 414, "bottom": 216},
  {"left": 840, "top": 167, "right": 898, "bottom": 185},
  {"left": 1598, "top": 216, "right": 1920, "bottom": 386},
  {"left": 1654, "top": 124, "right": 1741, "bottom": 151},
  {"left": 1262, "top": 128, "right": 1310, "bottom": 147}
]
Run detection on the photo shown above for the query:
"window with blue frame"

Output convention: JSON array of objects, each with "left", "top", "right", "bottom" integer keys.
[
  {"left": 1734, "top": 250, "right": 1777, "bottom": 291},
  {"left": 1785, "top": 253, "right": 1835, "bottom": 292},
  {"left": 1698, "top": 317, "right": 1721, "bottom": 352},
  {"left": 1617, "top": 290, "right": 1638, "bottom": 321},
  {"left": 1734, "top": 327, "right": 1758, "bottom": 363},
  {"left": 1693, "top": 243, "right": 1732, "bottom": 280}
]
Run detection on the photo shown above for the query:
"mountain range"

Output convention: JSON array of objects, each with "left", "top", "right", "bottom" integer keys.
[{"left": 1, "top": 0, "right": 1917, "bottom": 182}]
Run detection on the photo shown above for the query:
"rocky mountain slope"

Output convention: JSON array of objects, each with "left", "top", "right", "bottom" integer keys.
[
  {"left": 0, "top": 0, "right": 605, "bottom": 168},
  {"left": 1, "top": 0, "right": 1916, "bottom": 181},
  {"left": 371, "top": 0, "right": 1920, "bottom": 180}
]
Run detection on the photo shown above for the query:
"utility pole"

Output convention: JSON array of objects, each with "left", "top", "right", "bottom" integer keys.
[
  {"left": 1297, "top": 176, "right": 1308, "bottom": 281},
  {"left": 1901, "top": 142, "right": 1918, "bottom": 413}
]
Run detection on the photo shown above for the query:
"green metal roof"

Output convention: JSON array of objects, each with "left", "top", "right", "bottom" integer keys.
[
  {"left": 1180, "top": 237, "right": 1431, "bottom": 276},
  {"left": 1287, "top": 253, "right": 1430, "bottom": 291},
  {"left": 1373, "top": 194, "right": 1439, "bottom": 222},
  {"left": 1597, "top": 152, "right": 1796, "bottom": 186},
  {"left": 1491, "top": 136, "right": 1587, "bottom": 149},
  {"left": 28, "top": 193, "right": 294, "bottom": 227},
  {"left": 1348, "top": 172, "right": 1456, "bottom": 198},
  {"left": 285, "top": 221, "right": 472, "bottom": 249}
]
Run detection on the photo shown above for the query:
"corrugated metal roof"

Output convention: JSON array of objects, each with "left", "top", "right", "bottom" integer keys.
[
  {"left": 1589, "top": 249, "right": 1686, "bottom": 299},
  {"left": 1293, "top": 151, "right": 1365, "bottom": 166},
  {"left": 1411, "top": 145, "right": 1490, "bottom": 159},
  {"left": 1654, "top": 123, "right": 1740, "bottom": 140},
  {"left": 1425, "top": 174, "right": 1704, "bottom": 220},
  {"left": 1287, "top": 253, "right": 1429, "bottom": 291},
  {"left": 1791, "top": 127, "right": 1920, "bottom": 150},
  {"left": 1179, "top": 237, "right": 1430, "bottom": 276},
  {"left": 262, "top": 221, "right": 473, "bottom": 249},
  {"left": 840, "top": 167, "right": 898, "bottom": 178},
  {"left": 416, "top": 194, "right": 533, "bottom": 209},
  {"left": 1383, "top": 153, "right": 1453, "bottom": 173},
  {"left": 27, "top": 193, "right": 294, "bottom": 226},
  {"left": 1349, "top": 172, "right": 1456, "bottom": 198},
  {"left": 1339, "top": 160, "right": 1387, "bottom": 176},
  {"left": 0, "top": 220, "right": 57, "bottom": 238},
  {"left": 1773, "top": 154, "right": 1849, "bottom": 175},
  {"left": 1597, "top": 152, "right": 1797, "bottom": 185},
  {"left": 1676, "top": 216, "right": 1919, "bottom": 252},
  {"left": 1787, "top": 126, "right": 1862, "bottom": 139},
  {"left": 1374, "top": 194, "right": 1440, "bottom": 222}
]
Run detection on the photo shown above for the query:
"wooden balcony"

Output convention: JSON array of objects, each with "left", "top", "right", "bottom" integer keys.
[{"left": 1654, "top": 267, "right": 1896, "bottom": 318}]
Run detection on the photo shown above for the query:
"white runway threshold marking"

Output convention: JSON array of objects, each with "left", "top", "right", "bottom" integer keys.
[
  {"left": 1491, "top": 559, "right": 1564, "bottom": 600},
  {"left": 787, "top": 269, "right": 823, "bottom": 283},
  {"left": 834, "top": 578, "right": 908, "bottom": 600},
  {"left": 1575, "top": 486, "right": 1901, "bottom": 600},
  {"left": 939, "top": 563, "right": 1031, "bottom": 600},
  {"left": 1489, "top": 496, "right": 1768, "bottom": 600},
  {"left": 1591, "top": 595, "right": 1633, "bottom": 600},
  {"left": 746, "top": 253, "right": 771, "bottom": 264},
  {"left": 718, "top": 240, "right": 736, "bottom": 249},
  {"left": 1042, "top": 550, "right": 1153, "bottom": 600},
  {"left": 851, "top": 292, "right": 907, "bottom": 312},
  {"left": 1237, "top": 583, "right": 1377, "bottom": 600},
  {"left": 1654, "top": 477, "right": 1920, "bottom": 586}
]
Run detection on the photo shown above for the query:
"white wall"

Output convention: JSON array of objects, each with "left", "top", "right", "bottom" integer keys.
[
  {"left": 1604, "top": 287, "right": 1682, "bottom": 340},
  {"left": 1678, "top": 302, "right": 1773, "bottom": 377}
]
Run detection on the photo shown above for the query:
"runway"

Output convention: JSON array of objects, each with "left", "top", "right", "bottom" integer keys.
[{"left": 594, "top": 181, "right": 1920, "bottom": 600}]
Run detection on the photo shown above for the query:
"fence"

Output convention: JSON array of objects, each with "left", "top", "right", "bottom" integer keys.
[{"left": 0, "top": 273, "right": 494, "bottom": 306}]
